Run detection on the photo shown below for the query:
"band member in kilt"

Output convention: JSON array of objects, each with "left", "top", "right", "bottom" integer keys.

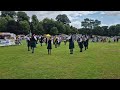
[
  {"left": 78, "top": 37, "right": 83, "bottom": 52},
  {"left": 45, "top": 37, "right": 48, "bottom": 45},
  {"left": 30, "top": 35, "right": 36, "bottom": 53},
  {"left": 54, "top": 37, "right": 58, "bottom": 48},
  {"left": 47, "top": 37, "right": 52, "bottom": 55},
  {"left": 40, "top": 36, "right": 44, "bottom": 46},
  {"left": 26, "top": 36, "right": 31, "bottom": 51},
  {"left": 86, "top": 35, "right": 89, "bottom": 49},
  {"left": 69, "top": 35, "right": 74, "bottom": 54},
  {"left": 83, "top": 36, "right": 87, "bottom": 50}
]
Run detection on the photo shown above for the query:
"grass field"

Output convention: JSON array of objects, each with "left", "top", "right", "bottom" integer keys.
[{"left": 0, "top": 40, "right": 120, "bottom": 79}]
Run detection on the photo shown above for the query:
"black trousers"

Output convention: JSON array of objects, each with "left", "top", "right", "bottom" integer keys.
[{"left": 80, "top": 48, "right": 82, "bottom": 52}]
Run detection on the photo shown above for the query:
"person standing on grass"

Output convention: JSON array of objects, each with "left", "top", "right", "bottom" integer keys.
[
  {"left": 69, "top": 35, "right": 74, "bottom": 54},
  {"left": 40, "top": 36, "right": 44, "bottom": 46},
  {"left": 47, "top": 37, "right": 52, "bottom": 55},
  {"left": 78, "top": 37, "right": 83, "bottom": 52},
  {"left": 108, "top": 37, "right": 111, "bottom": 43},
  {"left": 86, "top": 35, "right": 89, "bottom": 49},
  {"left": 33, "top": 34, "right": 37, "bottom": 48},
  {"left": 45, "top": 37, "right": 48, "bottom": 45},
  {"left": 117, "top": 37, "right": 119, "bottom": 42},
  {"left": 30, "top": 34, "right": 36, "bottom": 53},
  {"left": 26, "top": 36, "right": 31, "bottom": 51},
  {"left": 83, "top": 36, "right": 87, "bottom": 50},
  {"left": 54, "top": 36, "right": 58, "bottom": 48}
]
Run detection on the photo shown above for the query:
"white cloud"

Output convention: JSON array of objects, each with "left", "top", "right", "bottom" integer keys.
[
  {"left": 0, "top": 11, "right": 99, "bottom": 28},
  {"left": 0, "top": 11, "right": 97, "bottom": 28},
  {"left": 22, "top": 11, "right": 98, "bottom": 28},
  {"left": 101, "top": 11, "right": 120, "bottom": 16},
  {"left": 101, "top": 23, "right": 119, "bottom": 27},
  {"left": 70, "top": 20, "right": 81, "bottom": 29}
]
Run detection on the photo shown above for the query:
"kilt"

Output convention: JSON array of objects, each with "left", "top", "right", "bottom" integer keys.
[
  {"left": 31, "top": 41, "right": 36, "bottom": 48},
  {"left": 69, "top": 41, "right": 74, "bottom": 49},
  {"left": 79, "top": 42, "right": 83, "bottom": 48},
  {"left": 83, "top": 41, "right": 87, "bottom": 47},
  {"left": 47, "top": 44, "right": 52, "bottom": 49}
]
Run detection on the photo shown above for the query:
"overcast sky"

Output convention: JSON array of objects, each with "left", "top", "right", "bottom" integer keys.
[{"left": 1, "top": 11, "right": 120, "bottom": 29}]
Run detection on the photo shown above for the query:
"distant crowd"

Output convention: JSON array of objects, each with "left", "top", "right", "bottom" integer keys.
[
  {"left": 91, "top": 36, "right": 119, "bottom": 43},
  {"left": 25, "top": 34, "right": 90, "bottom": 54},
  {"left": 15, "top": 34, "right": 119, "bottom": 54}
]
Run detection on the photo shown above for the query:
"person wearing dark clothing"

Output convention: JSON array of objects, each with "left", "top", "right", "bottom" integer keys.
[
  {"left": 40, "top": 36, "right": 44, "bottom": 46},
  {"left": 45, "top": 38, "right": 48, "bottom": 45},
  {"left": 83, "top": 37, "right": 87, "bottom": 50},
  {"left": 69, "top": 36, "right": 74, "bottom": 54},
  {"left": 86, "top": 36, "right": 89, "bottom": 49},
  {"left": 30, "top": 35, "right": 36, "bottom": 53},
  {"left": 36, "top": 36, "right": 39, "bottom": 44},
  {"left": 55, "top": 38, "right": 58, "bottom": 48},
  {"left": 117, "top": 37, "right": 119, "bottom": 42},
  {"left": 78, "top": 37, "right": 83, "bottom": 52},
  {"left": 47, "top": 37, "right": 52, "bottom": 55},
  {"left": 108, "top": 37, "right": 111, "bottom": 43},
  {"left": 26, "top": 36, "right": 31, "bottom": 51},
  {"left": 114, "top": 37, "right": 116, "bottom": 42}
]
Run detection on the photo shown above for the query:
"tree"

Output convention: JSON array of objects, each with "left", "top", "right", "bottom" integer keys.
[
  {"left": 70, "top": 26, "right": 79, "bottom": 34},
  {"left": 42, "top": 18, "right": 55, "bottom": 34},
  {"left": 81, "top": 18, "right": 101, "bottom": 29},
  {"left": 6, "top": 20, "right": 18, "bottom": 34},
  {"left": 81, "top": 18, "right": 89, "bottom": 29},
  {"left": 0, "top": 17, "right": 8, "bottom": 32},
  {"left": 4, "top": 15, "right": 14, "bottom": 21},
  {"left": 18, "top": 20, "right": 30, "bottom": 35},
  {"left": 50, "top": 27, "right": 58, "bottom": 35},
  {"left": 92, "top": 26, "right": 102, "bottom": 35},
  {"left": 101, "top": 26, "right": 109, "bottom": 36},
  {"left": 17, "top": 12, "right": 30, "bottom": 22},
  {"left": 115, "top": 24, "right": 120, "bottom": 36},
  {"left": 37, "top": 21, "right": 45, "bottom": 35},
  {"left": 64, "top": 24, "right": 71, "bottom": 35},
  {"left": 56, "top": 14, "right": 71, "bottom": 24},
  {"left": 1, "top": 11, "right": 16, "bottom": 19},
  {"left": 31, "top": 15, "right": 39, "bottom": 34},
  {"left": 55, "top": 21, "right": 66, "bottom": 34},
  {"left": 109, "top": 25, "right": 116, "bottom": 36},
  {"left": 94, "top": 19, "right": 101, "bottom": 28}
]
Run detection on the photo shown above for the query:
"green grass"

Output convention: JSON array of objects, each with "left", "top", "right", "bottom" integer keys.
[{"left": 0, "top": 40, "right": 120, "bottom": 79}]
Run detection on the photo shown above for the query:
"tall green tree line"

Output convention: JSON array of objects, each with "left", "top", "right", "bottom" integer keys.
[{"left": 0, "top": 11, "right": 120, "bottom": 36}]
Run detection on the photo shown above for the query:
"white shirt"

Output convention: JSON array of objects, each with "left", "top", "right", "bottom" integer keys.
[{"left": 34, "top": 36, "right": 37, "bottom": 40}]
